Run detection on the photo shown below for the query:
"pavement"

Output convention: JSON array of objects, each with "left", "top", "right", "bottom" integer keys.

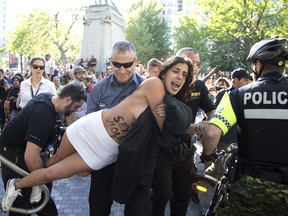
[{"left": 0, "top": 141, "right": 212, "bottom": 216}]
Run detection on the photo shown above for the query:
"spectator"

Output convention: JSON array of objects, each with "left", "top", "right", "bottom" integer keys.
[
  {"left": 44, "top": 54, "right": 55, "bottom": 79},
  {"left": 83, "top": 76, "right": 93, "bottom": 95},
  {"left": 53, "top": 76, "right": 63, "bottom": 95},
  {"left": 0, "top": 79, "right": 9, "bottom": 130},
  {"left": 106, "top": 65, "right": 113, "bottom": 75},
  {"left": 61, "top": 72, "right": 71, "bottom": 87},
  {"left": 65, "top": 66, "right": 87, "bottom": 126},
  {"left": 19, "top": 56, "right": 57, "bottom": 109},
  {"left": 6, "top": 75, "right": 23, "bottom": 120},
  {"left": 208, "top": 76, "right": 231, "bottom": 102},
  {"left": 88, "top": 55, "right": 98, "bottom": 74},
  {"left": 146, "top": 58, "right": 163, "bottom": 78}
]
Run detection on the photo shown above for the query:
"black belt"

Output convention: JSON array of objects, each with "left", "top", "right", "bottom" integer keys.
[{"left": 243, "top": 165, "right": 288, "bottom": 184}]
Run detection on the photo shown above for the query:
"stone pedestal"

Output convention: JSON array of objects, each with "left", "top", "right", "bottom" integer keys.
[{"left": 81, "top": 4, "right": 125, "bottom": 73}]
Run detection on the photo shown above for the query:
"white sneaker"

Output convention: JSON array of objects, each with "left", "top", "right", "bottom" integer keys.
[
  {"left": 1, "top": 178, "right": 22, "bottom": 211},
  {"left": 30, "top": 186, "right": 42, "bottom": 204}
]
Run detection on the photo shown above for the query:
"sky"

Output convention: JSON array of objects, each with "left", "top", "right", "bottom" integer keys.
[
  {"left": 10, "top": 0, "right": 134, "bottom": 17},
  {"left": 8, "top": 0, "right": 137, "bottom": 31}
]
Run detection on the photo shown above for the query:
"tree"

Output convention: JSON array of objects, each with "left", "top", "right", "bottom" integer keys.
[
  {"left": 5, "top": 7, "right": 83, "bottom": 71},
  {"left": 173, "top": 16, "right": 211, "bottom": 72},
  {"left": 125, "top": 0, "right": 172, "bottom": 66},
  {"left": 49, "top": 7, "right": 84, "bottom": 64},
  {"left": 5, "top": 11, "right": 51, "bottom": 72},
  {"left": 174, "top": 0, "right": 288, "bottom": 71}
]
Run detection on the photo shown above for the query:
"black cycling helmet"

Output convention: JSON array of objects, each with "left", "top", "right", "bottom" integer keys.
[{"left": 247, "top": 38, "right": 288, "bottom": 63}]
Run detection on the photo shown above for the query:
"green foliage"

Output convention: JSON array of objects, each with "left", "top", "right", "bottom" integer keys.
[
  {"left": 5, "top": 7, "right": 82, "bottom": 70},
  {"left": 174, "top": 0, "right": 288, "bottom": 72},
  {"left": 173, "top": 16, "right": 211, "bottom": 71},
  {"left": 125, "top": 0, "right": 172, "bottom": 66}
]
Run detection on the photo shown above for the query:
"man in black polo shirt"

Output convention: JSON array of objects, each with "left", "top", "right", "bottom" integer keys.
[{"left": 0, "top": 83, "right": 86, "bottom": 216}]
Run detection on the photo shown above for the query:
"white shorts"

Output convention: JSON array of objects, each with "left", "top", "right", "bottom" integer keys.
[{"left": 66, "top": 110, "right": 119, "bottom": 170}]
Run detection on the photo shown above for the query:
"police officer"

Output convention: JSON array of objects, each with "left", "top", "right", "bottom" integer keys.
[{"left": 201, "top": 37, "right": 288, "bottom": 215}]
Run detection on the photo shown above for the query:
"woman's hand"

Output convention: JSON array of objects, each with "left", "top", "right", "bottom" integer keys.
[{"left": 198, "top": 121, "right": 209, "bottom": 134}]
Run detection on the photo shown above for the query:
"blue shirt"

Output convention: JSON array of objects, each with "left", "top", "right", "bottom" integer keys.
[{"left": 86, "top": 73, "right": 145, "bottom": 114}]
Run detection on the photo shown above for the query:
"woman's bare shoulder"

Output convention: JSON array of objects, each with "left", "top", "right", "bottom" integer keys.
[
  {"left": 139, "top": 77, "right": 164, "bottom": 92},
  {"left": 138, "top": 77, "right": 165, "bottom": 107}
]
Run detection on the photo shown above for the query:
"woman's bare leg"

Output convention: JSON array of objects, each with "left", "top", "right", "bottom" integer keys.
[
  {"left": 15, "top": 152, "right": 93, "bottom": 190},
  {"left": 45, "top": 132, "right": 77, "bottom": 167}
]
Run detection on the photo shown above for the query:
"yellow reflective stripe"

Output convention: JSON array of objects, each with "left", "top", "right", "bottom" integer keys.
[{"left": 210, "top": 91, "right": 237, "bottom": 135}]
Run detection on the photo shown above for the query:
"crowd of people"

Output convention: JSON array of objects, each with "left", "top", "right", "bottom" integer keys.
[{"left": 0, "top": 37, "right": 288, "bottom": 216}]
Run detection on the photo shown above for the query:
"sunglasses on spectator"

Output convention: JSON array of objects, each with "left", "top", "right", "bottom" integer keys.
[
  {"left": 111, "top": 60, "right": 135, "bottom": 68},
  {"left": 32, "top": 64, "right": 45, "bottom": 70}
]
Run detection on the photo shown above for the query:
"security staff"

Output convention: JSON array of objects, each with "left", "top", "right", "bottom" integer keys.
[{"left": 201, "top": 37, "right": 288, "bottom": 215}]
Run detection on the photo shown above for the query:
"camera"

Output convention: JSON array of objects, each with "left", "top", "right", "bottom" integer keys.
[{"left": 46, "top": 120, "right": 67, "bottom": 157}]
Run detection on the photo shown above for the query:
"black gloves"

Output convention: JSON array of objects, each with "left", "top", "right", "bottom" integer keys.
[{"left": 200, "top": 151, "right": 218, "bottom": 163}]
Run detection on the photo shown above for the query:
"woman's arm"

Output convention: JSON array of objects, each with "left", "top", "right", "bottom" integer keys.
[{"left": 141, "top": 78, "right": 166, "bottom": 131}]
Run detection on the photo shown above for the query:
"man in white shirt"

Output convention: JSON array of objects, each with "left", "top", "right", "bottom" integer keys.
[{"left": 45, "top": 54, "right": 55, "bottom": 79}]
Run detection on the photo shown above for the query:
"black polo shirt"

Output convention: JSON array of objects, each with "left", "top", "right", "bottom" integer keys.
[
  {"left": 0, "top": 93, "right": 57, "bottom": 152},
  {"left": 184, "top": 80, "right": 215, "bottom": 123}
]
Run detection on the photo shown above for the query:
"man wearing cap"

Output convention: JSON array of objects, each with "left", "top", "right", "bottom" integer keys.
[
  {"left": 66, "top": 66, "right": 87, "bottom": 125},
  {"left": 204, "top": 68, "right": 252, "bottom": 179}
]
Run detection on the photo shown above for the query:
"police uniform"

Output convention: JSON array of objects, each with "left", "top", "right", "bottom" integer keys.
[{"left": 210, "top": 72, "right": 288, "bottom": 215}]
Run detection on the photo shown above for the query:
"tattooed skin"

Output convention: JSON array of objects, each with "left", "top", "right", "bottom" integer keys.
[{"left": 106, "top": 116, "right": 132, "bottom": 143}]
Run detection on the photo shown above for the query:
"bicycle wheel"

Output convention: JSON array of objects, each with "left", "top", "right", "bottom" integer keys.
[{"left": 192, "top": 174, "right": 227, "bottom": 216}]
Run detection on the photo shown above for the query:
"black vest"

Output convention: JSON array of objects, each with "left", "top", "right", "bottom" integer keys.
[{"left": 235, "top": 72, "right": 288, "bottom": 166}]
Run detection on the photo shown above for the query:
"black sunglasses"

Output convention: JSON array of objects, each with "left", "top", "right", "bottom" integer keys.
[
  {"left": 32, "top": 64, "right": 45, "bottom": 70},
  {"left": 111, "top": 61, "right": 134, "bottom": 68}
]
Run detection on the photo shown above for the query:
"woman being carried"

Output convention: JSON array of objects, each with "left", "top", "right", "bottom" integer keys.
[{"left": 2, "top": 56, "right": 193, "bottom": 211}]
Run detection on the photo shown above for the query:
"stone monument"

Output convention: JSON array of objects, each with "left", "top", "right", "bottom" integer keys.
[{"left": 81, "top": 1, "right": 125, "bottom": 73}]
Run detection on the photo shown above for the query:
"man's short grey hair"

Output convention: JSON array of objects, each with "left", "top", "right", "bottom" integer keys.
[
  {"left": 112, "top": 40, "right": 136, "bottom": 58},
  {"left": 176, "top": 47, "right": 199, "bottom": 56}
]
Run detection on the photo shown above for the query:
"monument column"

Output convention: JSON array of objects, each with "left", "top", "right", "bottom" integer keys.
[{"left": 81, "top": 3, "right": 125, "bottom": 73}]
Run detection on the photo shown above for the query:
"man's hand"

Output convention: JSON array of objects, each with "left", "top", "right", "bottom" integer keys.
[{"left": 155, "top": 103, "right": 166, "bottom": 118}]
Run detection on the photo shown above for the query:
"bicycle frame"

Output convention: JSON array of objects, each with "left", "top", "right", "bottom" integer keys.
[{"left": 196, "top": 144, "right": 238, "bottom": 216}]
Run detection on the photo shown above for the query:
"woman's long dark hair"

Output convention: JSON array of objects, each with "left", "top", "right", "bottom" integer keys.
[{"left": 158, "top": 56, "right": 193, "bottom": 101}]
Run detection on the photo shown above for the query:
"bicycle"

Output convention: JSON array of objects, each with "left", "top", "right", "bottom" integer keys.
[{"left": 192, "top": 143, "right": 238, "bottom": 216}]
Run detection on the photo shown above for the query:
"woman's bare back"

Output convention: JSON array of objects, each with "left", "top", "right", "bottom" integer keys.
[{"left": 102, "top": 77, "right": 165, "bottom": 144}]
